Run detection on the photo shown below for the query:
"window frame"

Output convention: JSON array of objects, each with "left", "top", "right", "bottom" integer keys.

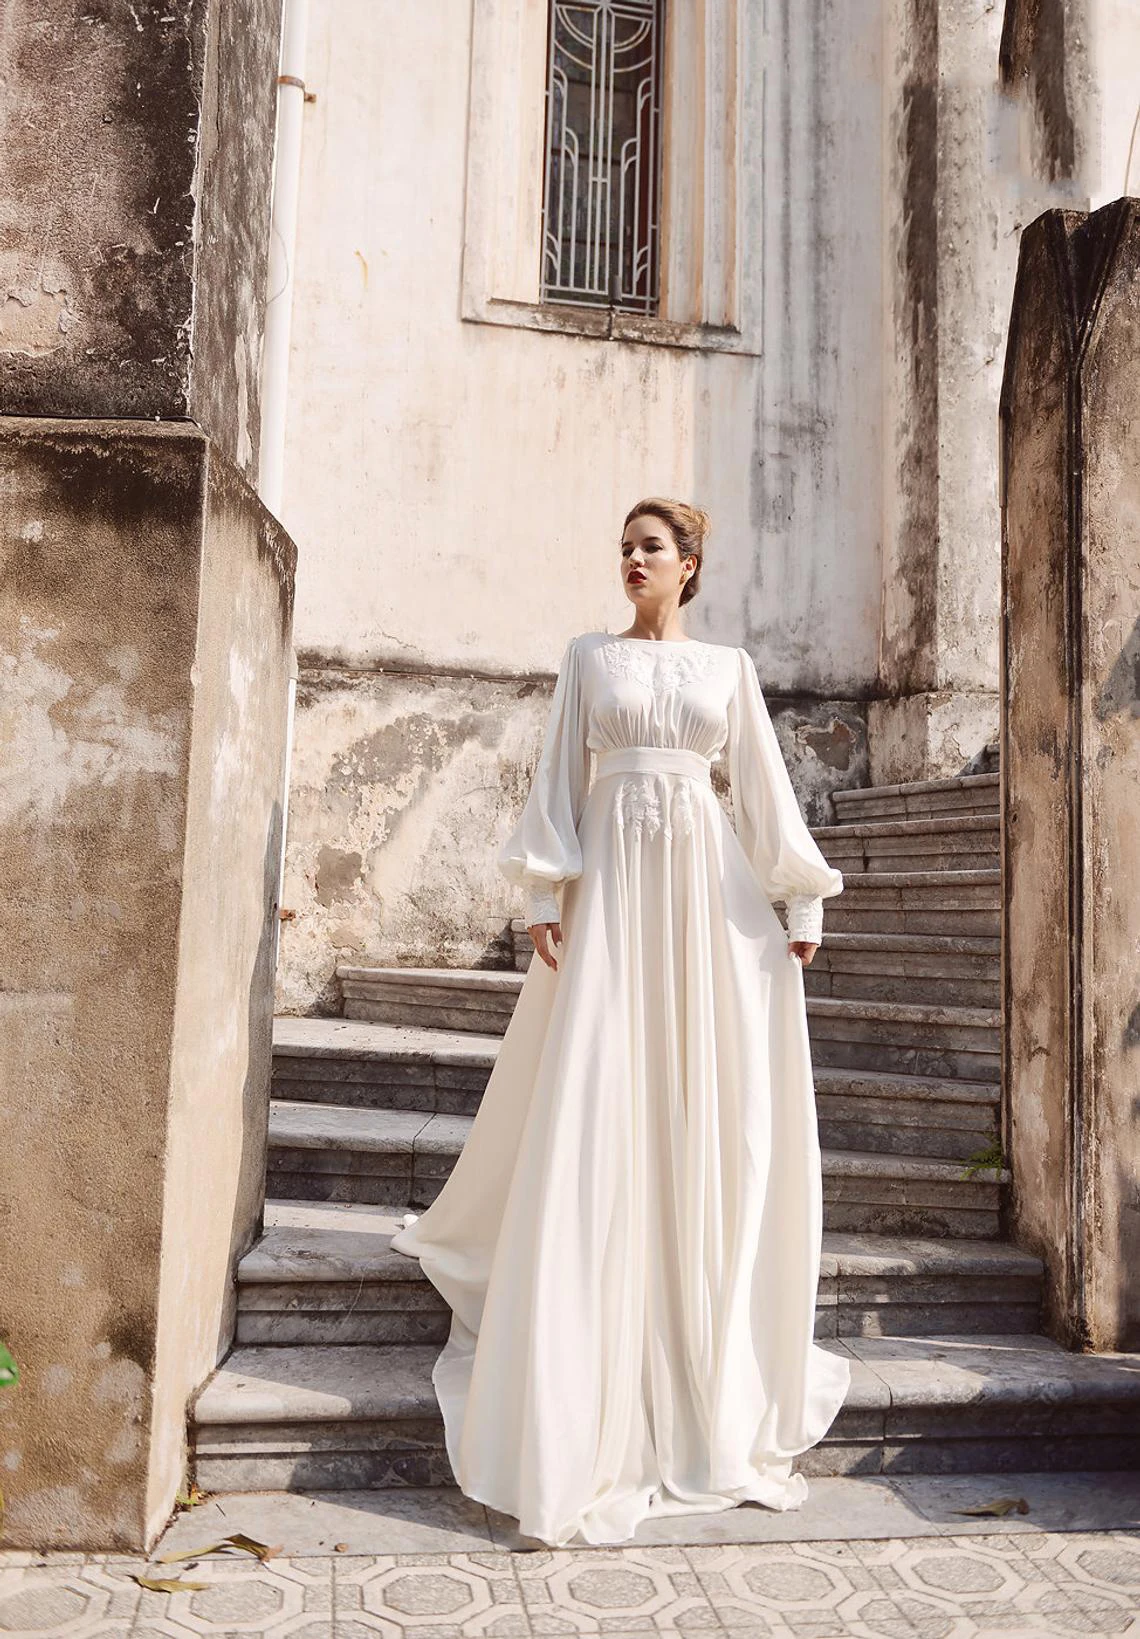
[
  {"left": 539, "top": 1, "right": 666, "bottom": 318},
  {"left": 460, "top": 0, "right": 758, "bottom": 357}
]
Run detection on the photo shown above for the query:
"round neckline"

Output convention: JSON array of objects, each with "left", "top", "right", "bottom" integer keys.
[{"left": 610, "top": 633, "right": 703, "bottom": 646}]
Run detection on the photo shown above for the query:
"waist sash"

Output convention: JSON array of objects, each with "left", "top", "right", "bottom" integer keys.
[{"left": 594, "top": 745, "right": 714, "bottom": 784}]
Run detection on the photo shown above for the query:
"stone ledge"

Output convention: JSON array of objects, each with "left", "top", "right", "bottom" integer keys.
[
  {"left": 815, "top": 1068, "right": 997, "bottom": 1106},
  {"left": 265, "top": 1100, "right": 1007, "bottom": 1185},
  {"left": 193, "top": 1333, "right": 1140, "bottom": 1434},
  {"left": 834, "top": 774, "right": 999, "bottom": 805},
  {"left": 239, "top": 1201, "right": 1042, "bottom": 1288},
  {"left": 807, "top": 997, "right": 999, "bottom": 1029},
  {"left": 274, "top": 1016, "right": 502, "bottom": 1064},
  {"left": 813, "top": 815, "right": 1000, "bottom": 841}
]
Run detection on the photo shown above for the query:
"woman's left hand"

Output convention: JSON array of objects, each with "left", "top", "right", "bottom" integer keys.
[{"left": 788, "top": 941, "right": 819, "bottom": 966}]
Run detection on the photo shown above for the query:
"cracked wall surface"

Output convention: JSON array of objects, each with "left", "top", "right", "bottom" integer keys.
[
  {"left": 0, "top": 422, "right": 295, "bottom": 1551},
  {"left": 0, "top": 0, "right": 281, "bottom": 481},
  {"left": 275, "top": 664, "right": 868, "bottom": 1012}
]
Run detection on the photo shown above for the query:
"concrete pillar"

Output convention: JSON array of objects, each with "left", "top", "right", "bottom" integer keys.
[
  {"left": 872, "top": 0, "right": 1094, "bottom": 786},
  {"left": 0, "top": 0, "right": 281, "bottom": 479},
  {"left": 1000, "top": 196, "right": 1140, "bottom": 1353},
  {"left": 0, "top": 0, "right": 293, "bottom": 1549}
]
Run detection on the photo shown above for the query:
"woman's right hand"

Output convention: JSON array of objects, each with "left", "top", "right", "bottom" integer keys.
[{"left": 528, "top": 920, "right": 563, "bottom": 970}]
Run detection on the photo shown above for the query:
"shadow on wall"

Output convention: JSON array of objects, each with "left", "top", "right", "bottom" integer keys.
[
  {"left": 961, "top": 740, "right": 1000, "bottom": 777},
  {"left": 1096, "top": 615, "right": 1140, "bottom": 721},
  {"left": 213, "top": 794, "right": 287, "bottom": 1369}
]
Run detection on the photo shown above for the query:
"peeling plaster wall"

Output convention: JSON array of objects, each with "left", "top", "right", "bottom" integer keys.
[
  {"left": 274, "top": 0, "right": 1137, "bottom": 1006},
  {"left": 280, "top": 0, "right": 884, "bottom": 687},
  {"left": 0, "top": 425, "right": 199, "bottom": 1547},
  {"left": 0, "top": 422, "right": 295, "bottom": 1549},
  {"left": 275, "top": 0, "right": 883, "bottom": 1006},
  {"left": 0, "top": 0, "right": 282, "bottom": 482},
  {"left": 276, "top": 665, "right": 867, "bottom": 1013},
  {"left": 743, "top": 0, "right": 884, "bottom": 692}
]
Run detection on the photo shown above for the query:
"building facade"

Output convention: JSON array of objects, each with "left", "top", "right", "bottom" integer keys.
[{"left": 273, "top": 0, "right": 1128, "bottom": 1013}]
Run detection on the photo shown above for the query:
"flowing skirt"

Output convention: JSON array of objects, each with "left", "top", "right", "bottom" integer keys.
[{"left": 389, "top": 763, "right": 851, "bottom": 1546}]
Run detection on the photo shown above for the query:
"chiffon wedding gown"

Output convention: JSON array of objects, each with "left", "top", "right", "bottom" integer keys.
[{"left": 389, "top": 630, "right": 851, "bottom": 1546}]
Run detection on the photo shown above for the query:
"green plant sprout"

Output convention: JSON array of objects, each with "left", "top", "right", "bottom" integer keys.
[{"left": 960, "top": 1138, "right": 1007, "bottom": 1179}]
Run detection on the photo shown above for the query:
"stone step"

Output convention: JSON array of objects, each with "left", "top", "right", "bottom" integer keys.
[
  {"left": 813, "top": 1068, "right": 998, "bottom": 1161},
  {"left": 274, "top": 1017, "right": 499, "bottom": 1116},
  {"left": 803, "top": 934, "right": 999, "bottom": 1007},
  {"left": 831, "top": 773, "right": 999, "bottom": 824},
  {"left": 266, "top": 1100, "right": 467, "bottom": 1208},
  {"left": 191, "top": 1332, "right": 1140, "bottom": 1493},
  {"left": 810, "top": 815, "right": 999, "bottom": 875},
  {"left": 806, "top": 998, "right": 1000, "bottom": 1082},
  {"left": 273, "top": 1020, "right": 1000, "bottom": 1156},
  {"left": 337, "top": 946, "right": 1000, "bottom": 1039},
  {"left": 821, "top": 870, "right": 1000, "bottom": 937},
  {"left": 339, "top": 965, "right": 523, "bottom": 1035},
  {"left": 821, "top": 1148, "right": 1005, "bottom": 1238},
  {"left": 235, "top": 1201, "right": 1043, "bottom": 1347},
  {"left": 266, "top": 1101, "right": 1006, "bottom": 1236}
]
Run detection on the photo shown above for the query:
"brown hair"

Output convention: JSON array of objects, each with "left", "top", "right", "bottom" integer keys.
[{"left": 621, "top": 497, "right": 712, "bottom": 606}]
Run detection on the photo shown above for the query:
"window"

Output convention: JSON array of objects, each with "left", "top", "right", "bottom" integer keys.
[
  {"left": 461, "top": 0, "right": 757, "bottom": 355},
  {"left": 541, "top": 2, "right": 665, "bottom": 315}
]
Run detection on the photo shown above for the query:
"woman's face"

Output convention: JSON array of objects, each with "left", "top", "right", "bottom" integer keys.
[{"left": 620, "top": 514, "right": 693, "bottom": 608}]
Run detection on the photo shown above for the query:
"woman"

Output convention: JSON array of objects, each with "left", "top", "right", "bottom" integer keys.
[{"left": 390, "top": 498, "right": 851, "bottom": 1546}]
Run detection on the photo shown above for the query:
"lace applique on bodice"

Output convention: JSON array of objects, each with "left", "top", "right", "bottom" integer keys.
[
  {"left": 601, "top": 638, "right": 722, "bottom": 694},
  {"left": 615, "top": 773, "right": 700, "bottom": 844}
]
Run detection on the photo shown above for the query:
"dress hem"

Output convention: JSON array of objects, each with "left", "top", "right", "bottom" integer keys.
[{"left": 391, "top": 1218, "right": 846, "bottom": 1551}]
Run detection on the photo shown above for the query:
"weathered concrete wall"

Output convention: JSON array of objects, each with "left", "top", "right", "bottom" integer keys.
[
  {"left": 145, "top": 449, "right": 294, "bottom": 1539},
  {"left": 273, "top": 0, "right": 884, "bottom": 1006},
  {"left": 0, "top": 421, "right": 295, "bottom": 1549},
  {"left": 1001, "top": 199, "right": 1140, "bottom": 1352},
  {"left": 0, "top": 0, "right": 282, "bottom": 480},
  {"left": 272, "top": 0, "right": 1140, "bottom": 1006},
  {"left": 281, "top": 0, "right": 884, "bottom": 686},
  {"left": 872, "top": 0, "right": 1100, "bottom": 785},
  {"left": 276, "top": 663, "right": 867, "bottom": 1014},
  {"left": 999, "top": 0, "right": 1090, "bottom": 188}
]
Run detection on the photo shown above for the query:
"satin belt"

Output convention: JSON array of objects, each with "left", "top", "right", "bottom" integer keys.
[{"left": 593, "top": 745, "right": 713, "bottom": 784}]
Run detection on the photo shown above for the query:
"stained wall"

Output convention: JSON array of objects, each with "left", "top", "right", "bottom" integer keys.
[
  {"left": 273, "top": 0, "right": 1136, "bottom": 1007},
  {"left": 1001, "top": 199, "right": 1140, "bottom": 1351},
  {"left": 0, "top": 424, "right": 295, "bottom": 1548}
]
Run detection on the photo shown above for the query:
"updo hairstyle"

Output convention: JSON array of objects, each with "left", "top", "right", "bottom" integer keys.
[{"left": 621, "top": 497, "right": 712, "bottom": 606}]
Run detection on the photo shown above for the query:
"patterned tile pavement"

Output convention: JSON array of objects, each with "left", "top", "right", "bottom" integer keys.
[{"left": 1, "top": 1530, "right": 1138, "bottom": 1638}]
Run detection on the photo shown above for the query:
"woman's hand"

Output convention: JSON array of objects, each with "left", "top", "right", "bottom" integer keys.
[
  {"left": 788, "top": 940, "right": 819, "bottom": 966},
  {"left": 529, "top": 920, "right": 563, "bottom": 970}
]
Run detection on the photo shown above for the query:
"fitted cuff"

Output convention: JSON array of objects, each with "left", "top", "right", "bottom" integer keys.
[
  {"left": 525, "top": 884, "right": 561, "bottom": 927},
  {"left": 784, "top": 893, "right": 824, "bottom": 945}
]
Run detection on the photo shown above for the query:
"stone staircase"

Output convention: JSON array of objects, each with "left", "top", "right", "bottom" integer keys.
[{"left": 191, "top": 769, "right": 1140, "bottom": 1498}]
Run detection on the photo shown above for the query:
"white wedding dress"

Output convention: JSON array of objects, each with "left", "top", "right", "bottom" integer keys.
[{"left": 389, "top": 631, "right": 851, "bottom": 1546}]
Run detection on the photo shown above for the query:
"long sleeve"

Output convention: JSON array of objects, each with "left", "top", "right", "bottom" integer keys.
[
  {"left": 726, "top": 646, "right": 843, "bottom": 945},
  {"left": 497, "top": 634, "right": 591, "bottom": 927}
]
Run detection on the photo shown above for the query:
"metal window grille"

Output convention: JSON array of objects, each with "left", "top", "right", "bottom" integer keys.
[{"left": 541, "top": 0, "right": 665, "bottom": 314}]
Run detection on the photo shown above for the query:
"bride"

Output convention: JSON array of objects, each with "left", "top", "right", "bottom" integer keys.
[{"left": 390, "top": 497, "right": 851, "bottom": 1546}]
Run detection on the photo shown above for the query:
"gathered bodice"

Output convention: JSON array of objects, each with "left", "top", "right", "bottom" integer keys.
[
  {"left": 581, "top": 633, "right": 737, "bottom": 769},
  {"left": 496, "top": 630, "right": 844, "bottom": 940}
]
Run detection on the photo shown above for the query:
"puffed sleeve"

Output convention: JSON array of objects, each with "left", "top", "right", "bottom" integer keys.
[
  {"left": 726, "top": 646, "right": 843, "bottom": 945},
  {"left": 497, "top": 634, "right": 590, "bottom": 927}
]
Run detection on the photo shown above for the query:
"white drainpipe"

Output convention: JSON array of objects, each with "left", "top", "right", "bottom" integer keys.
[
  {"left": 260, "top": 0, "right": 310, "bottom": 970},
  {"left": 260, "top": 0, "right": 309, "bottom": 518}
]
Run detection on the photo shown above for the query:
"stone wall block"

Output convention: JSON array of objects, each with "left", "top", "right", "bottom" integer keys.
[
  {"left": 0, "top": 0, "right": 282, "bottom": 479},
  {"left": 1000, "top": 197, "right": 1140, "bottom": 1352},
  {"left": 0, "top": 419, "right": 296, "bottom": 1548}
]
